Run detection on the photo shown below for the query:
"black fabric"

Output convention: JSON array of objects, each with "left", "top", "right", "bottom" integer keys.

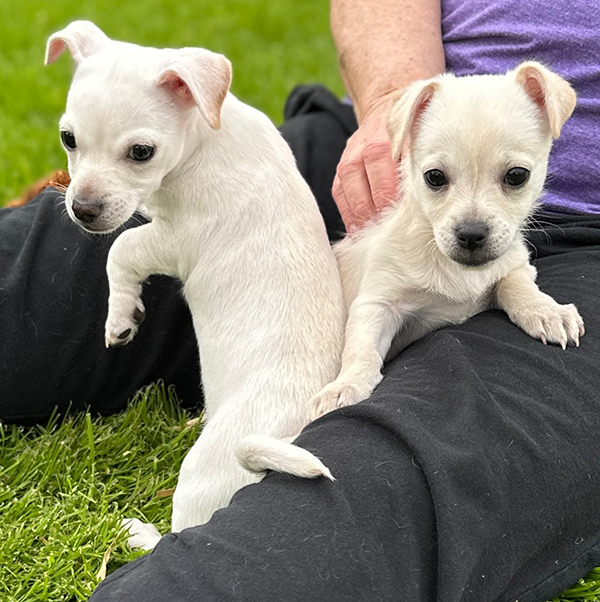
[
  {"left": 90, "top": 209, "right": 600, "bottom": 602},
  {"left": 0, "top": 189, "right": 201, "bottom": 424},
  {"left": 280, "top": 84, "right": 357, "bottom": 242}
]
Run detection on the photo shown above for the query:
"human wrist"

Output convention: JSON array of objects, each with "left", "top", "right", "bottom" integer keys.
[{"left": 357, "top": 88, "right": 403, "bottom": 125}]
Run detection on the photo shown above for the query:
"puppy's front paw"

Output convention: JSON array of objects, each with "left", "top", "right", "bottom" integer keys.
[
  {"left": 512, "top": 300, "right": 584, "bottom": 349},
  {"left": 310, "top": 379, "right": 377, "bottom": 421},
  {"left": 122, "top": 517, "right": 161, "bottom": 551},
  {"left": 105, "top": 297, "right": 146, "bottom": 348}
]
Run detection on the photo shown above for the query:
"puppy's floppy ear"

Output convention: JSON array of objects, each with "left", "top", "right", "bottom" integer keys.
[
  {"left": 387, "top": 78, "right": 440, "bottom": 160},
  {"left": 157, "top": 49, "right": 232, "bottom": 130},
  {"left": 514, "top": 61, "right": 576, "bottom": 139},
  {"left": 45, "top": 20, "right": 109, "bottom": 65}
]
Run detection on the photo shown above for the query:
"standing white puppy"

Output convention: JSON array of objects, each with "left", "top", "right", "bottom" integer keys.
[
  {"left": 312, "top": 62, "right": 584, "bottom": 419},
  {"left": 46, "top": 21, "right": 345, "bottom": 548}
]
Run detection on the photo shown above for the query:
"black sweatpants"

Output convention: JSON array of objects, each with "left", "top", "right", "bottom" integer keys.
[
  {"left": 0, "top": 191, "right": 201, "bottom": 424},
  {"left": 3, "top": 87, "right": 600, "bottom": 601}
]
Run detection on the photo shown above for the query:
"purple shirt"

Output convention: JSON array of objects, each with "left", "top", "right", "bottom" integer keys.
[{"left": 442, "top": 0, "right": 600, "bottom": 213}]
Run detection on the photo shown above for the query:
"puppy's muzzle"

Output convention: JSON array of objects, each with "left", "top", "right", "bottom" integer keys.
[
  {"left": 72, "top": 198, "right": 104, "bottom": 225},
  {"left": 451, "top": 221, "right": 495, "bottom": 267}
]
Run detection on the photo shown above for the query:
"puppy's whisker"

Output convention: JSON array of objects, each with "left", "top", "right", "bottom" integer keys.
[
  {"left": 129, "top": 213, "right": 147, "bottom": 227},
  {"left": 524, "top": 216, "right": 543, "bottom": 231},
  {"left": 523, "top": 218, "right": 553, "bottom": 247},
  {"left": 537, "top": 221, "right": 566, "bottom": 236},
  {"left": 425, "top": 237, "right": 438, "bottom": 255},
  {"left": 54, "top": 194, "right": 69, "bottom": 219},
  {"left": 527, "top": 214, "right": 566, "bottom": 236},
  {"left": 524, "top": 238, "right": 540, "bottom": 260}
]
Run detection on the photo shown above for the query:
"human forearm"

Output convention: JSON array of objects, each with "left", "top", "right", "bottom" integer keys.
[
  {"left": 329, "top": 0, "right": 446, "bottom": 231},
  {"left": 331, "top": 0, "right": 445, "bottom": 123}
]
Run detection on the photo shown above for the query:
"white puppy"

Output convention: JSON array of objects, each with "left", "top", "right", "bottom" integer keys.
[
  {"left": 312, "top": 62, "right": 584, "bottom": 419},
  {"left": 46, "top": 21, "right": 345, "bottom": 548}
]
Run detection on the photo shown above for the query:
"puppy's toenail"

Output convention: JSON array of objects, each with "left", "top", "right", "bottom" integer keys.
[
  {"left": 118, "top": 328, "right": 132, "bottom": 340},
  {"left": 133, "top": 308, "right": 146, "bottom": 325}
]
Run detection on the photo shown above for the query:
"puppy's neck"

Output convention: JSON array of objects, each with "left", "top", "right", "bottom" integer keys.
[
  {"left": 145, "top": 94, "right": 308, "bottom": 251},
  {"left": 148, "top": 95, "right": 263, "bottom": 220},
  {"left": 388, "top": 185, "right": 435, "bottom": 248}
]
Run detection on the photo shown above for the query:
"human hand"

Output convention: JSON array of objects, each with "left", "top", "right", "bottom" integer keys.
[{"left": 333, "top": 93, "right": 400, "bottom": 233}]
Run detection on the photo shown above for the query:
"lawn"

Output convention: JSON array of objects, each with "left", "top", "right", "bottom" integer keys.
[
  {"left": 0, "top": 386, "right": 199, "bottom": 601},
  {"left": 0, "top": 1, "right": 599, "bottom": 601}
]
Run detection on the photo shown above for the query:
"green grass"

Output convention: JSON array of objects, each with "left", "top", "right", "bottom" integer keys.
[
  {"left": 0, "top": 384, "right": 200, "bottom": 601},
  {"left": 0, "top": 2, "right": 598, "bottom": 600}
]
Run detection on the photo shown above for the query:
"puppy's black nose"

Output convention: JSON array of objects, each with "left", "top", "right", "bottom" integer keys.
[
  {"left": 72, "top": 199, "right": 103, "bottom": 224},
  {"left": 455, "top": 222, "right": 489, "bottom": 251}
]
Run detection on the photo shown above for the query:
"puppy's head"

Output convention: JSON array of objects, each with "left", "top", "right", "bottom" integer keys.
[
  {"left": 388, "top": 62, "right": 576, "bottom": 267},
  {"left": 46, "top": 21, "right": 232, "bottom": 233}
]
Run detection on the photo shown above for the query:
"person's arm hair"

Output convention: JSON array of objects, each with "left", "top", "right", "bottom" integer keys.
[
  {"left": 332, "top": 0, "right": 445, "bottom": 122},
  {"left": 330, "top": 0, "right": 445, "bottom": 230}
]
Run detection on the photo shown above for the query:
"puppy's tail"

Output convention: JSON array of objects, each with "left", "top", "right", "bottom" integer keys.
[{"left": 236, "top": 434, "right": 334, "bottom": 481}]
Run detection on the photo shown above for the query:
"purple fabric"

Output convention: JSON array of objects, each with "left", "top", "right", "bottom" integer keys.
[{"left": 442, "top": 0, "right": 600, "bottom": 214}]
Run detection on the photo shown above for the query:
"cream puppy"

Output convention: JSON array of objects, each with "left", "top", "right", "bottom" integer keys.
[
  {"left": 46, "top": 21, "right": 345, "bottom": 549},
  {"left": 312, "top": 62, "right": 584, "bottom": 419}
]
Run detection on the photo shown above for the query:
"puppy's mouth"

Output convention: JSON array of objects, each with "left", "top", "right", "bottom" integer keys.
[
  {"left": 75, "top": 220, "right": 121, "bottom": 235},
  {"left": 68, "top": 199, "right": 133, "bottom": 234},
  {"left": 448, "top": 249, "right": 499, "bottom": 268}
]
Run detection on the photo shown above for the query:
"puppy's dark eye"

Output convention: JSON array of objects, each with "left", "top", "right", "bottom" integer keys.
[
  {"left": 128, "top": 145, "right": 155, "bottom": 162},
  {"left": 424, "top": 169, "right": 448, "bottom": 189},
  {"left": 61, "top": 131, "right": 77, "bottom": 150},
  {"left": 504, "top": 167, "right": 530, "bottom": 188}
]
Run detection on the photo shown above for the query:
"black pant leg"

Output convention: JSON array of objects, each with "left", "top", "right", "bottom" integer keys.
[
  {"left": 89, "top": 88, "right": 600, "bottom": 602},
  {"left": 89, "top": 215, "right": 600, "bottom": 602},
  {"left": 279, "top": 85, "right": 357, "bottom": 242},
  {"left": 0, "top": 188, "right": 200, "bottom": 424}
]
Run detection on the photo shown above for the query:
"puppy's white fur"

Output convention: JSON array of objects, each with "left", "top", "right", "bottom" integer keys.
[
  {"left": 47, "top": 21, "right": 345, "bottom": 548},
  {"left": 311, "top": 62, "right": 584, "bottom": 419}
]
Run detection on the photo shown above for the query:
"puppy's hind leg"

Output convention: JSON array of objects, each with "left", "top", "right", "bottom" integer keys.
[
  {"left": 170, "top": 418, "right": 263, "bottom": 533},
  {"left": 495, "top": 264, "right": 585, "bottom": 349},
  {"left": 105, "top": 224, "right": 172, "bottom": 347},
  {"left": 121, "top": 518, "right": 162, "bottom": 551}
]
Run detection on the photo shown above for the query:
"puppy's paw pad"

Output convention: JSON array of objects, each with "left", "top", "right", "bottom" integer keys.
[
  {"left": 310, "top": 382, "right": 365, "bottom": 420},
  {"left": 105, "top": 298, "right": 146, "bottom": 347},
  {"left": 133, "top": 306, "right": 146, "bottom": 325},
  {"left": 122, "top": 517, "right": 161, "bottom": 551},
  {"left": 118, "top": 328, "right": 132, "bottom": 340}
]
